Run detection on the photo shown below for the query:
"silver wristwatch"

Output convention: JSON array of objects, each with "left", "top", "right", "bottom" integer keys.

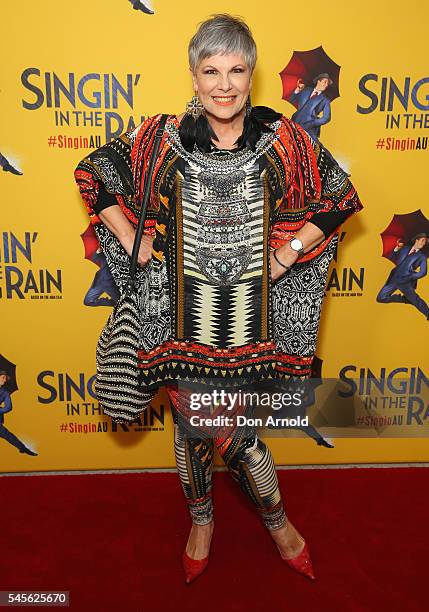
[{"left": 288, "top": 237, "right": 304, "bottom": 258}]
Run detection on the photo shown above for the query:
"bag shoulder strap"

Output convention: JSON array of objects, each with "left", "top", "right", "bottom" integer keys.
[{"left": 128, "top": 114, "right": 168, "bottom": 284}]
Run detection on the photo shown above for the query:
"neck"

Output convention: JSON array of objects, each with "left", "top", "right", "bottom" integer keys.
[{"left": 205, "top": 108, "right": 246, "bottom": 144}]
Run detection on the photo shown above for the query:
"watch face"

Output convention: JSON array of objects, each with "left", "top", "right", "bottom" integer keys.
[{"left": 290, "top": 238, "right": 303, "bottom": 251}]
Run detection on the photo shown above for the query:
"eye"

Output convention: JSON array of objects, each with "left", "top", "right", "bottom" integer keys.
[
  {"left": 204, "top": 69, "right": 217, "bottom": 74},
  {"left": 232, "top": 68, "right": 245, "bottom": 73}
]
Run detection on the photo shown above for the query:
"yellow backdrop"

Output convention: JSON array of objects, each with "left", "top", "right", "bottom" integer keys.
[{"left": 1, "top": 0, "right": 428, "bottom": 472}]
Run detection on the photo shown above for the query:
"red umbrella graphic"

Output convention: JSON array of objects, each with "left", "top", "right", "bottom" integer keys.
[
  {"left": 80, "top": 224, "right": 101, "bottom": 265},
  {"left": 0, "top": 354, "right": 18, "bottom": 394},
  {"left": 280, "top": 46, "right": 341, "bottom": 107},
  {"left": 381, "top": 209, "right": 429, "bottom": 259}
]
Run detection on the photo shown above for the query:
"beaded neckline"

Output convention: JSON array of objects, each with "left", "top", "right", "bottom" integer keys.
[{"left": 165, "top": 116, "right": 281, "bottom": 173}]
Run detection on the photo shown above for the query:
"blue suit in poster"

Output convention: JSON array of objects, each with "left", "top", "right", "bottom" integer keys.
[
  {"left": 376, "top": 242, "right": 429, "bottom": 319},
  {"left": 0, "top": 383, "right": 37, "bottom": 455},
  {"left": 289, "top": 87, "right": 331, "bottom": 141},
  {"left": 84, "top": 250, "right": 120, "bottom": 307}
]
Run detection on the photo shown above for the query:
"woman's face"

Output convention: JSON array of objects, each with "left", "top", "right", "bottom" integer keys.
[{"left": 191, "top": 52, "right": 252, "bottom": 121}]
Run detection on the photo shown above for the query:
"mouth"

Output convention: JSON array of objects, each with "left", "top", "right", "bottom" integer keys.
[{"left": 211, "top": 95, "right": 237, "bottom": 106}]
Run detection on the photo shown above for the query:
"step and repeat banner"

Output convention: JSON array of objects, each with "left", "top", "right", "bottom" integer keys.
[{"left": 1, "top": 0, "right": 428, "bottom": 472}]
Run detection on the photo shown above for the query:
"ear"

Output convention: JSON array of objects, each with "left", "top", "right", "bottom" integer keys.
[{"left": 190, "top": 67, "right": 197, "bottom": 93}]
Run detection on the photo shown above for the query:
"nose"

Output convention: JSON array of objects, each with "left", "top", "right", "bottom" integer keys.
[{"left": 217, "top": 72, "right": 232, "bottom": 92}]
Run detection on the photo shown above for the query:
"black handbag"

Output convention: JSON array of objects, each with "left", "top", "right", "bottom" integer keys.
[{"left": 94, "top": 114, "right": 169, "bottom": 424}]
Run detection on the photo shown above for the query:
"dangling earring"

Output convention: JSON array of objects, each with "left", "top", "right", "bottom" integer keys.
[
  {"left": 245, "top": 94, "right": 252, "bottom": 117},
  {"left": 186, "top": 92, "right": 204, "bottom": 119}
]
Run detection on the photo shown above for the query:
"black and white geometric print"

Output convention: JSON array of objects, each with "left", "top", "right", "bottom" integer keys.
[
  {"left": 94, "top": 223, "right": 171, "bottom": 352},
  {"left": 272, "top": 234, "right": 338, "bottom": 357},
  {"left": 324, "top": 164, "right": 349, "bottom": 194},
  {"left": 91, "top": 155, "right": 129, "bottom": 195},
  {"left": 94, "top": 223, "right": 139, "bottom": 292}
]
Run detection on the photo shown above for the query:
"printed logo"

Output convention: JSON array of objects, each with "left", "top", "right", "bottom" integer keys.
[
  {"left": 339, "top": 365, "right": 429, "bottom": 431},
  {"left": 325, "top": 231, "right": 364, "bottom": 298},
  {"left": 21, "top": 68, "right": 146, "bottom": 145},
  {"left": 0, "top": 232, "right": 62, "bottom": 300},
  {"left": 357, "top": 74, "right": 429, "bottom": 152}
]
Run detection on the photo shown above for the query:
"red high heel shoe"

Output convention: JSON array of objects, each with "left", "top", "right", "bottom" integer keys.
[
  {"left": 182, "top": 550, "right": 210, "bottom": 584},
  {"left": 182, "top": 522, "right": 214, "bottom": 584},
  {"left": 276, "top": 537, "right": 316, "bottom": 581}
]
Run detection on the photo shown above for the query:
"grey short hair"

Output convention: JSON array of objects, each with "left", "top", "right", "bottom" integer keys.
[{"left": 188, "top": 14, "right": 257, "bottom": 74}]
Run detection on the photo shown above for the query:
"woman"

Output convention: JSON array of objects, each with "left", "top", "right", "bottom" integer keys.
[{"left": 74, "top": 14, "right": 363, "bottom": 583}]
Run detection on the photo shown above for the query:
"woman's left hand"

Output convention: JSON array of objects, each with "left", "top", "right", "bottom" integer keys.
[{"left": 270, "top": 244, "right": 299, "bottom": 281}]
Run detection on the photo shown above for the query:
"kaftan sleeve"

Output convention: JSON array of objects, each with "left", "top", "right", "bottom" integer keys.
[
  {"left": 73, "top": 121, "right": 156, "bottom": 292},
  {"left": 305, "top": 207, "right": 356, "bottom": 238},
  {"left": 73, "top": 122, "right": 156, "bottom": 237},
  {"left": 269, "top": 118, "right": 364, "bottom": 261},
  {"left": 303, "top": 140, "right": 364, "bottom": 229}
]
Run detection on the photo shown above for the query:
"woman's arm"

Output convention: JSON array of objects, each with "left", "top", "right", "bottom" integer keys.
[
  {"left": 98, "top": 205, "right": 154, "bottom": 268},
  {"left": 270, "top": 222, "right": 325, "bottom": 281},
  {"left": 270, "top": 208, "right": 357, "bottom": 279},
  {"left": 270, "top": 120, "right": 364, "bottom": 281},
  {"left": 74, "top": 116, "right": 163, "bottom": 270}
]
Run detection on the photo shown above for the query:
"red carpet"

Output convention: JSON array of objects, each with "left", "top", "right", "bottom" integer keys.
[{"left": 0, "top": 467, "right": 426, "bottom": 612}]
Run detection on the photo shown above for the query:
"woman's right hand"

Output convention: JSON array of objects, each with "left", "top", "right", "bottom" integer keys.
[
  {"left": 98, "top": 206, "right": 154, "bottom": 268},
  {"left": 123, "top": 232, "right": 154, "bottom": 267},
  {"left": 135, "top": 234, "right": 154, "bottom": 267}
]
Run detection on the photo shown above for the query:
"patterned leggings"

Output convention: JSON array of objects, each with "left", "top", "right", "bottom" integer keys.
[{"left": 166, "top": 384, "right": 287, "bottom": 531}]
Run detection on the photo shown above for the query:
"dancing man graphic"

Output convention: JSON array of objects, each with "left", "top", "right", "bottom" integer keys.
[{"left": 377, "top": 233, "right": 429, "bottom": 320}]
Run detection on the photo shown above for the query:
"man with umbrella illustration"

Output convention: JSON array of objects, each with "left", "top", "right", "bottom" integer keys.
[
  {"left": 128, "top": 0, "right": 154, "bottom": 14},
  {"left": 255, "top": 357, "right": 335, "bottom": 448},
  {"left": 280, "top": 46, "right": 340, "bottom": 140},
  {"left": 0, "top": 366, "right": 37, "bottom": 456},
  {"left": 289, "top": 73, "right": 333, "bottom": 141},
  {"left": 81, "top": 224, "right": 120, "bottom": 307},
  {"left": 0, "top": 152, "right": 23, "bottom": 176},
  {"left": 376, "top": 233, "right": 429, "bottom": 320},
  {"left": 84, "top": 247, "right": 120, "bottom": 307}
]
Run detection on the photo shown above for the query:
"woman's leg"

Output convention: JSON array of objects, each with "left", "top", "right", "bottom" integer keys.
[
  {"left": 172, "top": 415, "right": 215, "bottom": 525},
  {"left": 215, "top": 424, "right": 287, "bottom": 531},
  {"left": 167, "top": 385, "right": 215, "bottom": 560},
  {"left": 168, "top": 386, "right": 214, "bottom": 524},
  {"left": 214, "top": 405, "right": 305, "bottom": 558}
]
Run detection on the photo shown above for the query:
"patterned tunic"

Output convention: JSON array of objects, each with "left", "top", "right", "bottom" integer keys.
[{"left": 74, "top": 113, "right": 363, "bottom": 391}]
